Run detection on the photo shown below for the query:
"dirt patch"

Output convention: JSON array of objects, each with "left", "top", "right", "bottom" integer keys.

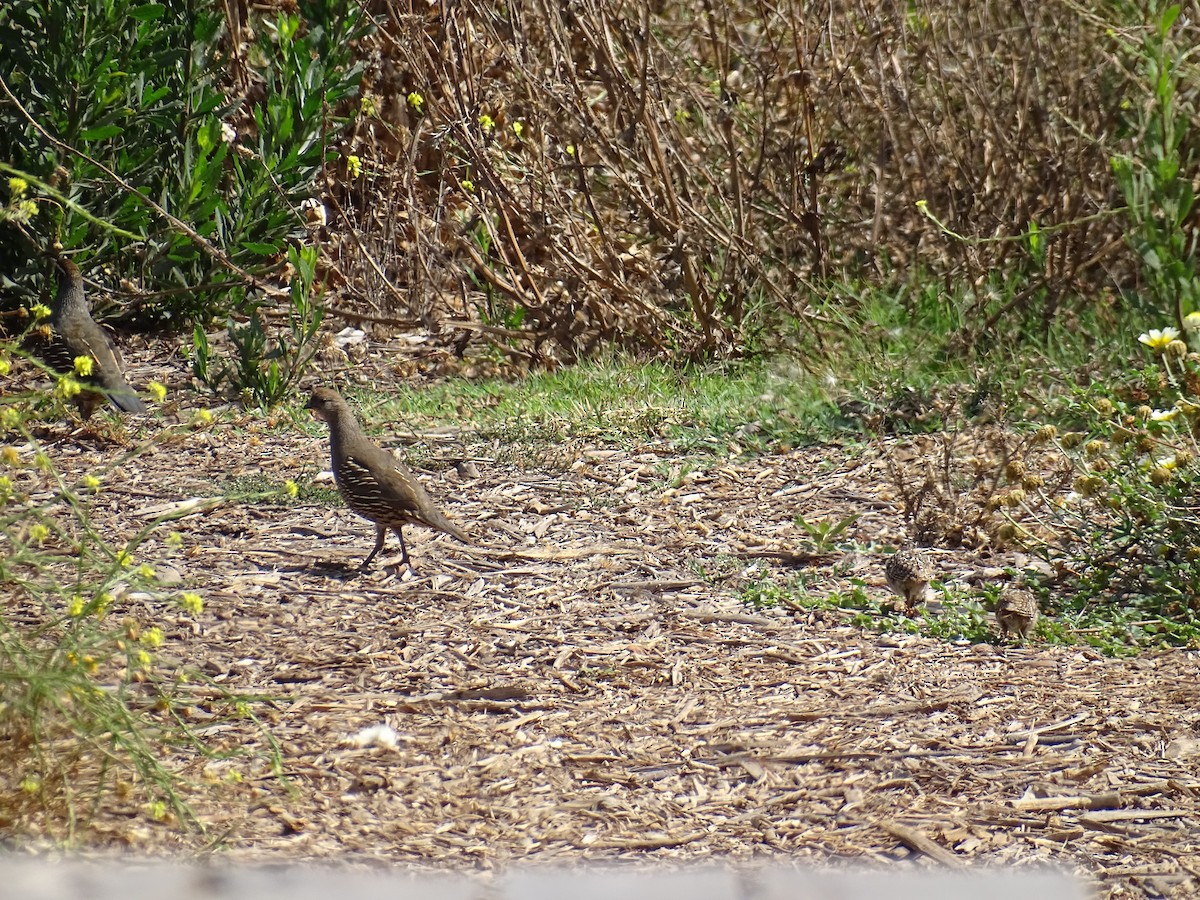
[{"left": 6, "top": 351, "right": 1200, "bottom": 900}]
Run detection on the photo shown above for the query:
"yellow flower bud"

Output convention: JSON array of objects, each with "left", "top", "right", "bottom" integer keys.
[
  {"left": 1033, "top": 425, "right": 1057, "bottom": 444},
  {"left": 1002, "top": 489, "right": 1027, "bottom": 508},
  {"left": 1150, "top": 466, "right": 1173, "bottom": 485}
]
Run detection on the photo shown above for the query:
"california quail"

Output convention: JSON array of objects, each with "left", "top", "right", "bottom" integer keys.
[
  {"left": 46, "top": 257, "right": 147, "bottom": 418},
  {"left": 996, "top": 587, "right": 1039, "bottom": 641},
  {"left": 306, "top": 386, "right": 470, "bottom": 569},
  {"left": 885, "top": 543, "right": 933, "bottom": 612}
]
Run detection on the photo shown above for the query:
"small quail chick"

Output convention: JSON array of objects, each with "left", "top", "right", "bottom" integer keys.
[
  {"left": 306, "top": 386, "right": 470, "bottom": 570},
  {"left": 996, "top": 588, "right": 1039, "bottom": 641},
  {"left": 885, "top": 544, "right": 933, "bottom": 613}
]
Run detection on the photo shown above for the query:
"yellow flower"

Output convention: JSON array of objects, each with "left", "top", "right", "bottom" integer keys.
[
  {"left": 192, "top": 408, "right": 214, "bottom": 427},
  {"left": 1185, "top": 311, "right": 1200, "bottom": 331},
  {"left": 406, "top": 91, "right": 424, "bottom": 111},
  {"left": 0, "top": 474, "right": 12, "bottom": 498},
  {"left": 359, "top": 94, "right": 378, "bottom": 117},
  {"left": 137, "top": 563, "right": 155, "bottom": 580},
  {"left": 461, "top": 178, "right": 474, "bottom": 193},
  {"left": 284, "top": 479, "right": 299, "bottom": 499},
  {"left": 67, "top": 596, "right": 85, "bottom": 617},
  {"left": 0, "top": 357, "right": 10, "bottom": 376},
  {"left": 1139, "top": 327, "right": 1180, "bottom": 352},
  {"left": 116, "top": 549, "right": 132, "bottom": 567},
  {"left": 55, "top": 374, "right": 82, "bottom": 398},
  {"left": 30, "top": 303, "right": 51, "bottom": 320},
  {"left": 0, "top": 447, "right": 18, "bottom": 466},
  {"left": 0, "top": 407, "right": 18, "bottom": 429},
  {"left": 95, "top": 593, "right": 113, "bottom": 617},
  {"left": 8, "top": 177, "right": 28, "bottom": 196},
  {"left": 135, "top": 649, "right": 152, "bottom": 668},
  {"left": 165, "top": 531, "right": 184, "bottom": 549},
  {"left": 179, "top": 592, "right": 203, "bottom": 614},
  {"left": 478, "top": 114, "right": 494, "bottom": 131},
  {"left": 347, "top": 155, "right": 363, "bottom": 178},
  {"left": 19, "top": 776, "right": 41, "bottom": 795},
  {"left": 147, "top": 800, "right": 168, "bottom": 821},
  {"left": 1151, "top": 407, "right": 1180, "bottom": 422},
  {"left": 28, "top": 523, "right": 49, "bottom": 544},
  {"left": 512, "top": 121, "right": 524, "bottom": 138},
  {"left": 73, "top": 355, "right": 94, "bottom": 377},
  {"left": 148, "top": 381, "right": 167, "bottom": 402},
  {"left": 17, "top": 200, "right": 37, "bottom": 220},
  {"left": 141, "top": 627, "right": 164, "bottom": 649},
  {"left": 565, "top": 144, "right": 575, "bottom": 157},
  {"left": 81, "top": 474, "right": 101, "bottom": 492},
  {"left": 33, "top": 452, "right": 51, "bottom": 472}
]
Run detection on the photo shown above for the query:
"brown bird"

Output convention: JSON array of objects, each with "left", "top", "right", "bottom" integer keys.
[
  {"left": 46, "top": 257, "right": 147, "bottom": 418},
  {"left": 306, "top": 386, "right": 470, "bottom": 569},
  {"left": 996, "top": 587, "right": 1039, "bottom": 641},
  {"left": 885, "top": 543, "right": 933, "bottom": 613}
]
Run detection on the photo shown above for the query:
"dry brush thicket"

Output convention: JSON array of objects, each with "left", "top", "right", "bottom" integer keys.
[{"left": 320, "top": 0, "right": 1198, "bottom": 360}]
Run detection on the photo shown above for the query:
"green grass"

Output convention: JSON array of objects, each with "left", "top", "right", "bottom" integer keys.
[{"left": 359, "top": 355, "right": 838, "bottom": 453}]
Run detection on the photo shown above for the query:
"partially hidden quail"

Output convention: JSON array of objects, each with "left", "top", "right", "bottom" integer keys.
[
  {"left": 996, "top": 588, "right": 1039, "bottom": 641},
  {"left": 885, "top": 543, "right": 933, "bottom": 612},
  {"left": 45, "top": 257, "right": 147, "bottom": 418},
  {"left": 306, "top": 386, "right": 470, "bottom": 569}
]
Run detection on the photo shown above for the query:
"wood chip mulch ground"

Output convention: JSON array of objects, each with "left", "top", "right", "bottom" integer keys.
[{"left": 7, "top": 350, "right": 1200, "bottom": 900}]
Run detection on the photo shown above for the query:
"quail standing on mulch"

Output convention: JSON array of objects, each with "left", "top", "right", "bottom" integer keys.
[
  {"left": 996, "top": 586, "right": 1039, "bottom": 641},
  {"left": 45, "top": 256, "right": 147, "bottom": 418},
  {"left": 306, "top": 386, "right": 470, "bottom": 569},
  {"left": 885, "top": 543, "right": 933, "bottom": 614}
]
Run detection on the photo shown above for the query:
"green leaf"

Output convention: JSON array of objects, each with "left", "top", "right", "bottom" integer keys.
[
  {"left": 129, "top": 4, "right": 166, "bottom": 21},
  {"left": 1159, "top": 4, "right": 1180, "bottom": 37},
  {"left": 240, "top": 242, "right": 280, "bottom": 255},
  {"left": 79, "top": 124, "right": 123, "bottom": 141}
]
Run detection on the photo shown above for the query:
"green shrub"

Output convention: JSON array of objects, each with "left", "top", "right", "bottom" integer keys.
[{"left": 1005, "top": 326, "right": 1200, "bottom": 648}]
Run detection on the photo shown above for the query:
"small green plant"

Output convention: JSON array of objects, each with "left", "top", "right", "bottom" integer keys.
[
  {"left": 793, "top": 512, "right": 859, "bottom": 554},
  {"left": 737, "top": 571, "right": 800, "bottom": 610},
  {"left": 191, "top": 245, "right": 324, "bottom": 408}
]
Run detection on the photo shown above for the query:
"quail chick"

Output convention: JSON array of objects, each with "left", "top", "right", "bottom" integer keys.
[
  {"left": 996, "top": 588, "right": 1039, "bottom": 641},
  {"left": 885, "top": 544, "right": 933, "bottom": 613},
  {"left": 306, "top": 386, "right": 470, "bottom": 569},
  {"left": 45, "top": 257, "right": 147, "bottom": 418}
]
